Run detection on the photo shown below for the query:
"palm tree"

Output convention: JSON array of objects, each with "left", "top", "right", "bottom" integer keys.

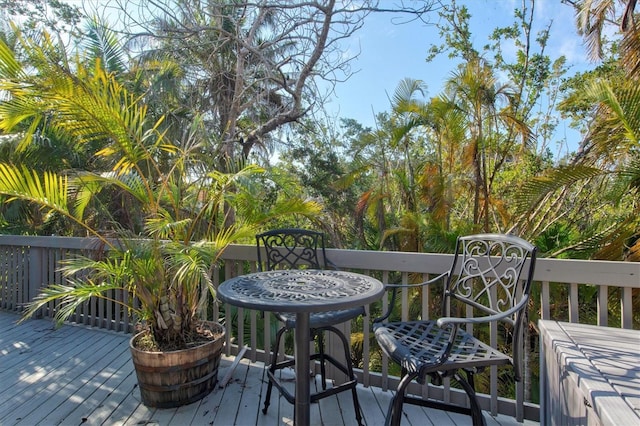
[
  {"left": 381, "top": 78, "right": 463, "bottom": 252},
  {"left": 375, "top": 78, "right": 430, "bottom": 251},
  {"left": 426, "top": 95, "right": 467, "bottom": 234},
  {"left": 444, "top": 57, "right": 532, "bottom": 232}
]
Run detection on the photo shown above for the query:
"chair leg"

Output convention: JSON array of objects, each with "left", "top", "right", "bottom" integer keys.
[
  {"left": 340, "top": 330, "right": 363, "bottom": 426},
  {"left": 388, "top": 372, "right": 417, "bottom": 426},
  {"left": 455, "top": 371, "right": 486, "bottom": 426},
  {"left": 351, "top": 382, "right": 363, "bottom": 426},
  {"left": 324, "top": 325, "right": 363, "bottom": 426},
  {"left": 262, "top": 326, "right": 287, "bottom": 415}
]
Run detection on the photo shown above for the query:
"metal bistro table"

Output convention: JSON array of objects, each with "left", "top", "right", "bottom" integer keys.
[{"left": 217, "top": 269, "right": 385, "bottom": 426}]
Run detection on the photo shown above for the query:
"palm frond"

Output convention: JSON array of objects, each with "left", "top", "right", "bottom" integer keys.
[
  {"left": 586, "top": 79, "right": 640, "bottom": 150},
  {"left": 0, "top": 164, "right": 69, "bottom": 214},
  {"left": 391, "top": 78, "right": 427, "bottom": 113},
  {"left": 83, "top": 18, "right": 127, "bottom": 75},
  {"left": 19, "top": 277, "right": 133, "bottom": 327},
  {"left": 332, "top": 162, "right": 371, "bottom": 191},
  {"left": 0, "top": 31, "right": 26, "bottom": 79},
  {"left": 516, "top": 165, "right": 603, "bottom": 212}
]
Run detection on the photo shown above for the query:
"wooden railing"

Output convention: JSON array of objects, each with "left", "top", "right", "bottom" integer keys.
[{"left": 1, "top": 235, "right": 638, "bottom": 422}]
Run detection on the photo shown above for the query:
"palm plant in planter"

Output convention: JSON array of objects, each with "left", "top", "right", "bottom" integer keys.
[{"left": 0, "top": 31, "right": 320, "bottom": 407}]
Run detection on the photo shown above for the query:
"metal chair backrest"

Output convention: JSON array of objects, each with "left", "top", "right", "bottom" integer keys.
[
  {"left": 444, "top": 233, "right": 537, "bottom": 379},
  {"left": 256, "top": 228, "right": 329, "bottom": 271}
]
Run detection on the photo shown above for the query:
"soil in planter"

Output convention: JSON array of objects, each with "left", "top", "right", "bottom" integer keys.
[{"left": 133, "top": 321, "right": 225, "bottom": 352}]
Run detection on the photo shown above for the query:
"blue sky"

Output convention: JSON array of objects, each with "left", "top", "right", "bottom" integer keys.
[{"left": 326, "top": 0, "right": 592, "bottom": 157}]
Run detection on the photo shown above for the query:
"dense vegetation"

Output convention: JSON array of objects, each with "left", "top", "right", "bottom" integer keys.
[{"left": 0, "top": 0, "right": 636, "bottom": 261}]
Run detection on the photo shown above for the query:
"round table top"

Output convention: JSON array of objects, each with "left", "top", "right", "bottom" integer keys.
[{"left": 217, "top": 269, "right": 384, "bottom": 313}]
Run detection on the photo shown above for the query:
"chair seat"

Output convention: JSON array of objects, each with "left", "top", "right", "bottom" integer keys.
[
  {"left": 275, "top": 306, "right": 365, "bottom": 329},
  {"left": 374, "top": 320, "right": 512, "bottom": 376}
]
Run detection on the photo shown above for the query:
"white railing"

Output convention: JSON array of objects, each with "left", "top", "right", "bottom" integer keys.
[{"left": 1, "top": 235, "right": 638, "bottom": 422}]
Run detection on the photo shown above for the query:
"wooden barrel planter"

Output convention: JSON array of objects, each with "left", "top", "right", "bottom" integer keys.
[{"left": 129, "top": 322, "right": 225, "bottom": 408}]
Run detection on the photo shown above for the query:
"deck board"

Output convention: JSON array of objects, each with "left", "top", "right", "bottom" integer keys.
[{"left": 0, "top": 312, "right": 535, "bottom": 426}]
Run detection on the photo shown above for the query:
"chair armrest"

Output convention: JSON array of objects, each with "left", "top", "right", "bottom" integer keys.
[
  {"left": 437, "top": 312, "right": 508, "bottom": 327},
  {"left": 435, "top": 296, "right": 529, "bottom": 327},
  {"left": 383, "top": 271, "right": 449, "bottom": 290},
  {"left": 373, "top": 271, "right": 450, "bottom": 324}
]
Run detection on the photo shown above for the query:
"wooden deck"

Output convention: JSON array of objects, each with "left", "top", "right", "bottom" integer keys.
[{"left": 0, "top": 312, "right": 536, "bottom": 426}]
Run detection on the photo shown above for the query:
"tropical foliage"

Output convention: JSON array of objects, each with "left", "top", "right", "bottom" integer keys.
[
  {"left": 1, "top": 0, "right": 635, "bottom": 260},
  {"left": 0, "top": 24, "right": 320, "bottom": 350}
]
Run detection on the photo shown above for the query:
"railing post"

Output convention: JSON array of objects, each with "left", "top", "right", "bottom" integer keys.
[
  {"left": 27, "top": 246, "right": 45, "bottom": 318},
  {"left": 568, "top": 282, "right": 579, "bottom": 322},
  {"left": 622, "top": 287, "right": 633, "bottom": 329},
  {"left": 597, "top": 285, "right": 608, "bottom": 326},
  {"left": 540, "top": 281, "right": 550, "bottom": 319}
]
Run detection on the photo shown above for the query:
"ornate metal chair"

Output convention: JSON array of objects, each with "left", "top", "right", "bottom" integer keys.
[
  {"left": 257, "top": 228, "right": 364, "bottom": 424},
  {"left": 373, "top": 233, "right": 537, "bottom": 426}
]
